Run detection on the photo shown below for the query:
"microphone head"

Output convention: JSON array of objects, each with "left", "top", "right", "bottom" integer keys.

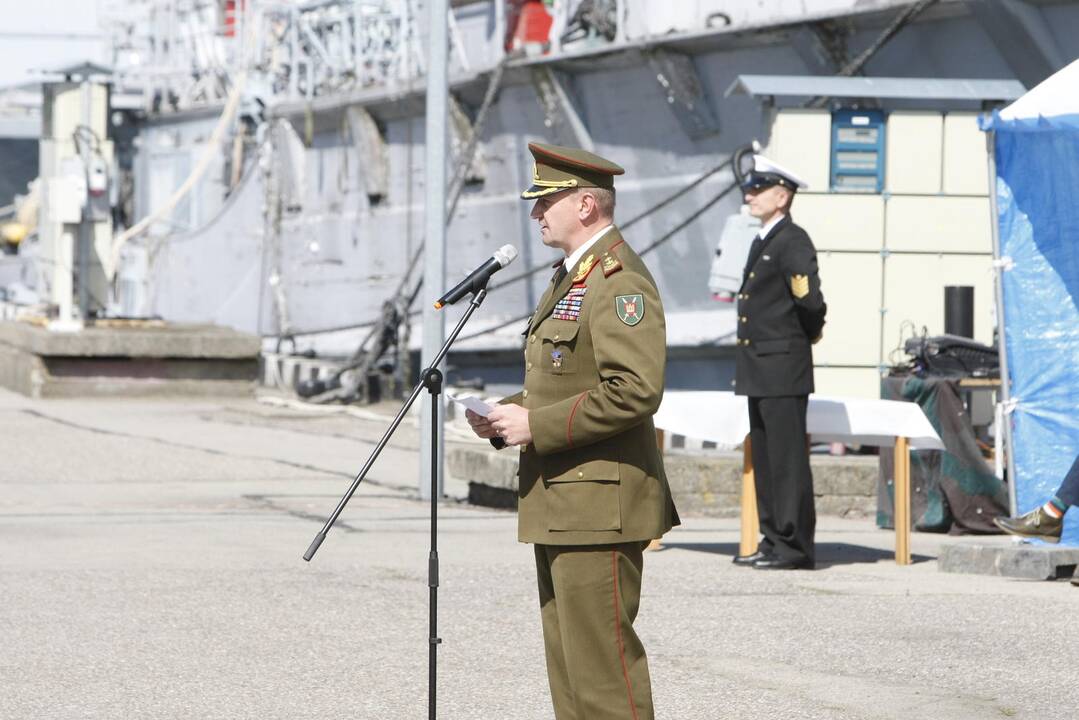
[{"left": 494, "top": 244, "right": 519, "bottom": 268}]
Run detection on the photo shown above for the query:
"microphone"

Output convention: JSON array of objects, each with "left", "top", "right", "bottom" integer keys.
[{"left": 434, "top": 244, "right": 518, "bottom": 309}]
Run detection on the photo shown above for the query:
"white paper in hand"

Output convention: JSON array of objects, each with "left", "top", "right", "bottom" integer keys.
[{"left": 446, "top": 391, "right": 495, "bottom": 418}]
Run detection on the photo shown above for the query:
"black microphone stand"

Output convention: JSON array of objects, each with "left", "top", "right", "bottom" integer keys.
[{"left": 303, "top": 286, "right": 489, "bottom": 720}]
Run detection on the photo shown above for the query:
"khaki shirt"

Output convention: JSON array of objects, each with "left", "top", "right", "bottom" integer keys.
[{"left": 509, "top": 228, "right": 679, "bottom": 545}]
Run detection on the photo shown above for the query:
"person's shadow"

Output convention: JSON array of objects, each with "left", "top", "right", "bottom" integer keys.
[{"left": 659, "top": 541, "right": 933, "bottom": 567}]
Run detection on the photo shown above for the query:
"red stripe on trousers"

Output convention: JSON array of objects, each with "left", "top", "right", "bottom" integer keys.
[{"left": 612, "top": 550, "right": 640, "bottom": 720}]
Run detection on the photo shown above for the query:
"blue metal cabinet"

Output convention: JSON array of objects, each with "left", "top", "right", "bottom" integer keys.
[{"left": 830, "top": 109, "right": 886, "bottom": 193}]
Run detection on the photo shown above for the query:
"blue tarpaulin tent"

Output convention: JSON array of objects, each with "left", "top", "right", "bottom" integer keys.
[{"left": 983, "top": 58, "right": 1079, "bottom": 546}]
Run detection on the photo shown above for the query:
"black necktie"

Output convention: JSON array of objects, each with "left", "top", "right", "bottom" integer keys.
[
  {"left": 552, "top": 264, "right": 568, "bottom": 287},
  {"left": 746, "top": 234, "right": 765, "bottom": 271}
]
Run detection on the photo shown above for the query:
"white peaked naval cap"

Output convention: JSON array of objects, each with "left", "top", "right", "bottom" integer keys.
[{"left": 742, "top": 154, "right": 809, "bottom": 191}]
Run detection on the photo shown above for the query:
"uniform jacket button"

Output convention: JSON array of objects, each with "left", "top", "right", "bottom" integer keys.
[
  {"left": 577, "top": 471, "right": 584, "bottom": 478},
  {"left": 741, "top": 316, "right": 747, "bottom": 323},
  {"left": 522, "top": 389, "right": 529, "bottom": 398},
  {"left": 553, "top": 334, "right": 560, "bottom": 341},
  {"left": 529, "top": 335, "right": 536, "bottom": 344},
  {"left": 527, "top": 362, "right": 533, "bottom": 371},
  {"left": 749, "top": 271, "right": 756, "bottom": 278}
]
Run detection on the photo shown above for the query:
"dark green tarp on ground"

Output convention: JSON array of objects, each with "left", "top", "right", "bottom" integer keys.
[{"left": 878, "top": 374, "right": 1008, "bottom": 534}]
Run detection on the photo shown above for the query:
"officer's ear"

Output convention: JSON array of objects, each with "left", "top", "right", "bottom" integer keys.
[
  {"left": 577, "top": 190, "right": 600, "bottom": 222},
  {"left": 778, "top": 187, "right": 794, "bottom": 212}
]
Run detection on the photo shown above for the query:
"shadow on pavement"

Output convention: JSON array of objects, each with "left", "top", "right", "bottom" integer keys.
[{"left": 658, "top": 541, "right": 934, "bottom": 566}]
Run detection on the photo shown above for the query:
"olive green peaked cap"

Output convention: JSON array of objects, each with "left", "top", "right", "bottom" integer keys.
[{"left": 521, "top": 142, "right": 625, "bottom": 199}]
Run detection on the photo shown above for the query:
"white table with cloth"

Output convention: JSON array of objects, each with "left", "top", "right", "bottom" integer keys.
[{"left": 653, "top": 392, "right": 945, "bottom": 564}]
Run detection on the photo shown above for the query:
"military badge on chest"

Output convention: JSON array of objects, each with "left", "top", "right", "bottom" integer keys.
[
  {"left": 550, "top": 350, "right": 564, "bottom": 370},
  {"left": 552, "top": 286, "right": 587, "bottom": 321}
]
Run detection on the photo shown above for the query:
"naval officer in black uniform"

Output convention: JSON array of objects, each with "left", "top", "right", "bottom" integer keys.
[{"left": 733, "top": 155, "right": 826, "bottom": 570}]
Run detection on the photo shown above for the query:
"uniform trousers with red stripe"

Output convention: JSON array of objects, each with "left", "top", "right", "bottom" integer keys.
[{"left": 534, "top": 542, "right": 654, "bottom": 720}]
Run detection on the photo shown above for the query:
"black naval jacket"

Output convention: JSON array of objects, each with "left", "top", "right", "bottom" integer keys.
[{"left": 734, "top": 214, "right": 827, "bottom": 397}]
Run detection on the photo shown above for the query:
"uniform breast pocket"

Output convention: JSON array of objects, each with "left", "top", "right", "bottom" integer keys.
[
  {"left": 541, "top": 322, "right": 581, "bottom": 375},
  {"left": 544, "top": 457, "right": 621, "bottom": 532}
]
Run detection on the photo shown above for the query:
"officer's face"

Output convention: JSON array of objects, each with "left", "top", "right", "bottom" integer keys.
[
  {"left": 530, "top": 190, "right": 580, "bottom": 251},
  {"left": 744, "top": 185, "right": 790, "bottom": 221}
]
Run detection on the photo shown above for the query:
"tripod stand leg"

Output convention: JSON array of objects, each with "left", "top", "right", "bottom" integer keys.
[{"left": 302, "top": 289, "right": 488, "bottom": 720}]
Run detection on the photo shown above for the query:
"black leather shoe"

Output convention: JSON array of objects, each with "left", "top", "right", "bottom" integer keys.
[
  {"left": 1072, "top": 567, "right": 1078, "bottom": 588},
  {"left": 733, "top": 550, "right": 770, "bottom": 566},
  {"left": 752, "top": 555, "right": 814, "bottom": 570},
  {"left": 993, "top": 507, "right": 1063, "bottom": 543}
]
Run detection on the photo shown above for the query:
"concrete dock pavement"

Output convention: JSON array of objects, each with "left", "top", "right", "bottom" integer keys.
[{"left": 1, "top": 387, "right": 1077, "bottom": 720}]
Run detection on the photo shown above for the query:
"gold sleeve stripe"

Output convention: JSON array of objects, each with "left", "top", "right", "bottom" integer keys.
[{"left": 790, "top": 274, "right": 810, "bottom": 299}]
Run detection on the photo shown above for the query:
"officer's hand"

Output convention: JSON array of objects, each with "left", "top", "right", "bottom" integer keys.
[
  {"left": 487, "top": 404, "right": 533, "bottom": 446},
  {"left": 465, "top": 409, "right": 498, "bottom": 439}
]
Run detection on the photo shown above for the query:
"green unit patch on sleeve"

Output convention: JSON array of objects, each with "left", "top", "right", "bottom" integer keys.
[{"left": 615, "top": 294, "right": 645, "bottom": 326}]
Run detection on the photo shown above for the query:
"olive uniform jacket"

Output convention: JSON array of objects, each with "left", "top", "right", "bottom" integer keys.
[
  {"left": 497, "top": 228, "right": 680, "bottom": 546},
  {"left": 734, "top": 215, "right": 827, "bottom": 398}
]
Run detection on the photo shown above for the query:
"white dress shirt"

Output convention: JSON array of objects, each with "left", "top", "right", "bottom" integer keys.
[
  {"left": 563, "top": 224, "right": 615, "bottom": 271},
  {"left": 756, "top": 213, "right": 785, "bottom": 241}
]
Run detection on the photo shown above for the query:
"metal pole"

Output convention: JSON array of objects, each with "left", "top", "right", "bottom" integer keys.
[
  {"left": 77, "top": 79, "right": 93, "bottom": 321},
  {"left": 494, "top": 0, "right": 505, "bottom": 57},
  {"left": 986, "top": 129, "right": 1018, "bottom": 514},
  {"left": 420, "top": 0, "right": 448, "bottom": 501}
]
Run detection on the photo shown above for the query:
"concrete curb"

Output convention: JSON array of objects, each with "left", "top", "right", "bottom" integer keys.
[
  {"left": 0, "top": 321, "right": 259, "bottom": 398},
  {"left": 938, "top": 541, "right": 1079, "bottom": 579}
]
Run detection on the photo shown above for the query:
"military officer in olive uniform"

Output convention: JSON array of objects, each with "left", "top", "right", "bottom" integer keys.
[
  {"left": 733, "top": 155, "right": 826, "bottom": 571},
  {"left": 466, "top": 142, "right": 679, "bottom": 720}
]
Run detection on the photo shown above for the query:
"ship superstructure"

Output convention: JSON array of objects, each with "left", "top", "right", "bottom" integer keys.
[{"left": 4, "top": 0, "right": 1078, "bottom": 397}]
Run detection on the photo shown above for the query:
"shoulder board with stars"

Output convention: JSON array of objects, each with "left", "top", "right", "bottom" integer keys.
[{"left": 601, "top": 251, "right": 622, "bottom": 277}]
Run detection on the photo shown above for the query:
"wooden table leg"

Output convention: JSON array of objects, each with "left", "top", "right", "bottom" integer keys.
[
  {"left": 740, "top": 435, "right": 759, "bottom": 557},
  {"left": 894, "top": 436, "right": 912, "bottom": 566}
]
